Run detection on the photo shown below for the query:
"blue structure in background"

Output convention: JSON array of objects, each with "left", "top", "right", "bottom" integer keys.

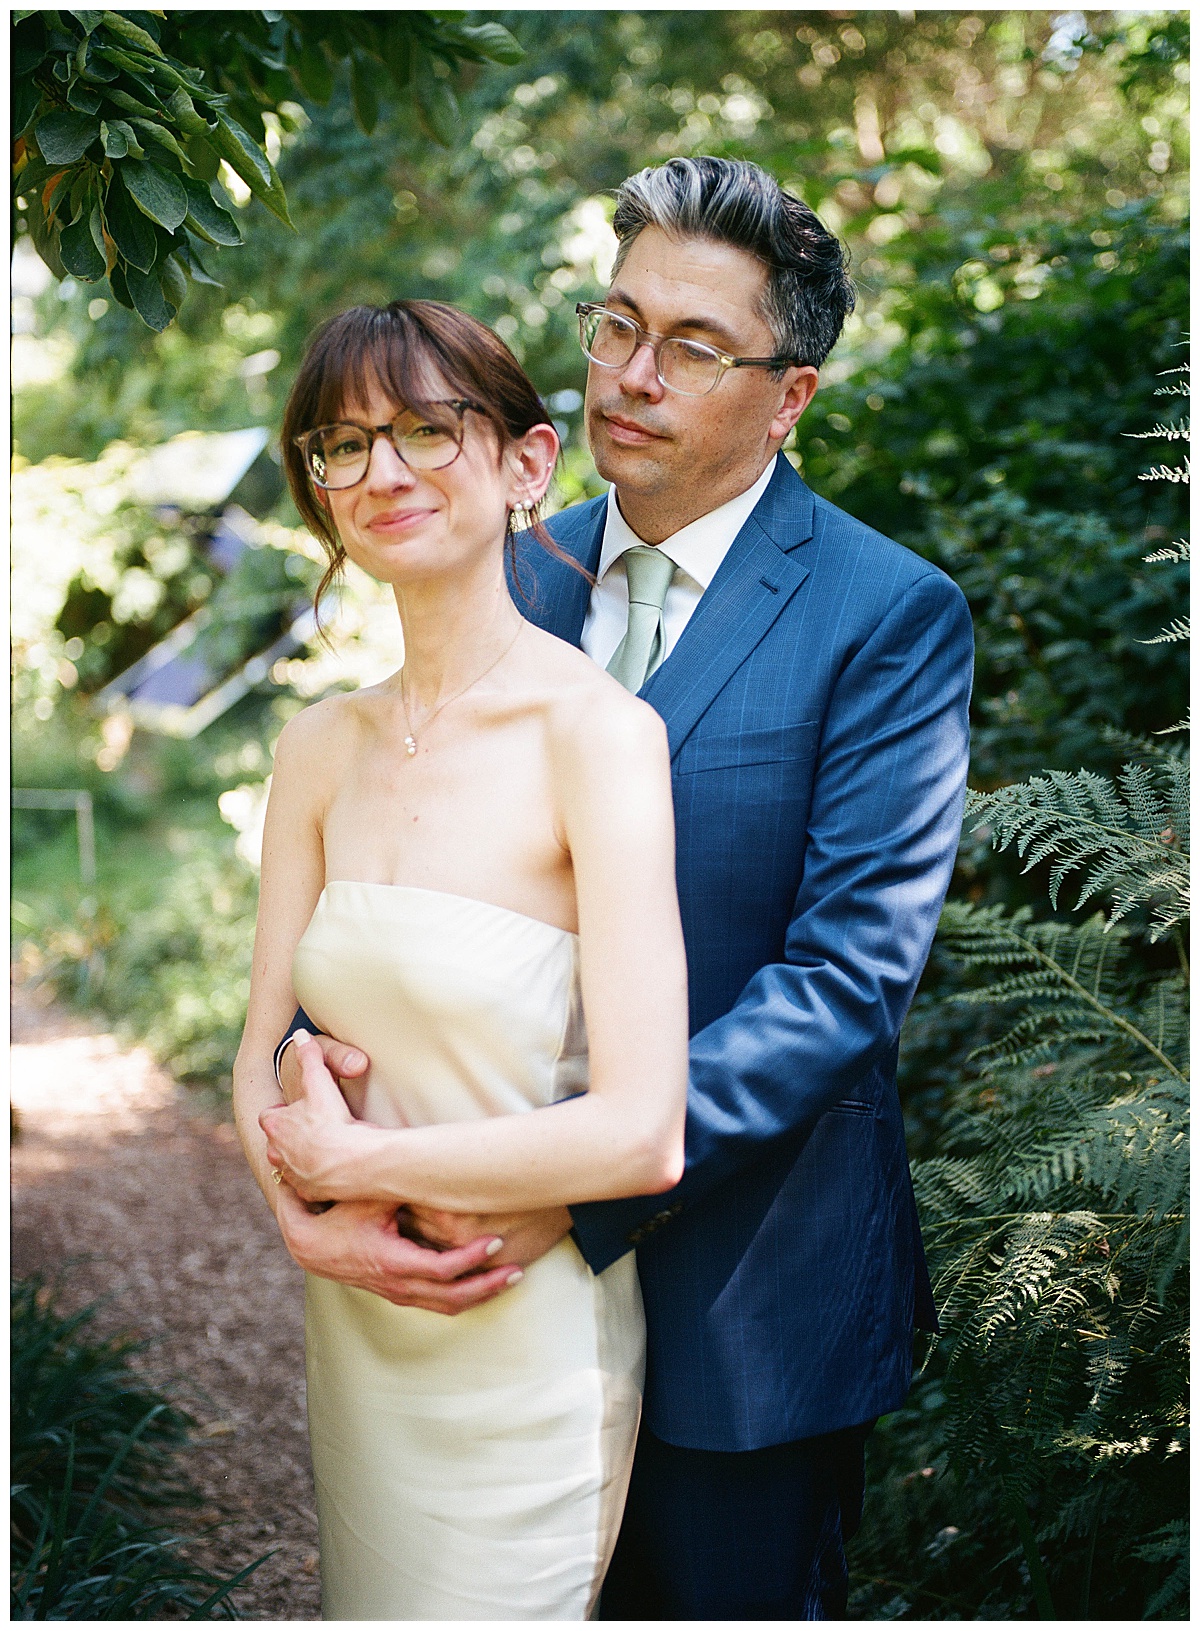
[{"left": 94, "top": 429, "right": 317, "bottom": 738}]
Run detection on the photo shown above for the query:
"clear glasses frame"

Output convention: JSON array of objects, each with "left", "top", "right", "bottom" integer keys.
[
  {"left": 576, "top": 303, "right": 803, "bottom": 397},
  {"left": 294, "top": 399, "right": 480, "bottom": 490}
]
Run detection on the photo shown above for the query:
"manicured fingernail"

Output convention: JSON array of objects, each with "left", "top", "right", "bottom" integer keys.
[
  {"left": 505, "top": 1270, "right": 524, "bottom": 1286},
  {"left": 485, "top": 1238, "right": 504, "bottom": 1257},
  {"left": 294, "top": 1029, "right": 310, "bottom": 1044}
]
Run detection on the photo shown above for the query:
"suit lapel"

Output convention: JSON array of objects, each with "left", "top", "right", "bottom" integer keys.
[
  {"left": 514, "top": 462, "right": 817, "bottom": 757},
  {"left": 641, "top": 459, "right": 815, "bottom": 759}
]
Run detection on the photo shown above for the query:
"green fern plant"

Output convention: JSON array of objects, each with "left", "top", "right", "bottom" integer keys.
[{"left": 906, "top": 355, "right": 1189, "bottom": 1618}]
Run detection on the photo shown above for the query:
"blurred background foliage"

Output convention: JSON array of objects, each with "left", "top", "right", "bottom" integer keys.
[{"left": 10, "top": 8, "right": 1189, "bottom": 1620}]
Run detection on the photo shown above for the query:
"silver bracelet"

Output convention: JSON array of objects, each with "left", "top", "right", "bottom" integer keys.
[{"left": 273, "top": 1032, "right": 298, "bottom": 1090}]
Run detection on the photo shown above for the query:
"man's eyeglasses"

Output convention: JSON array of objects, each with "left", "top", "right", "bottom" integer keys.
[
  {"left": 294, "top": 399, "right": 480, "bottom": 490},
  {"left": 576, "top": 303, "right": 802, "bottom": 397}
]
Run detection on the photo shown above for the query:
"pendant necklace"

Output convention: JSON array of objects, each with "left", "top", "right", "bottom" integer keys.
[{"left": 399, "top": 621, "right": 525, "bottom": 757}]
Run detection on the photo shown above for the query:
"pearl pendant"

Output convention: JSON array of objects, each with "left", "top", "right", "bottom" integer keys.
[{"left": 404, "top": 736, "right": 417, "bottom": 757}]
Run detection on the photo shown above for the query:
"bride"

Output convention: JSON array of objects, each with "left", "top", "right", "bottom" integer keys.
[{"left": 232, "top": 299, "right": 688, "bottom": 1621}]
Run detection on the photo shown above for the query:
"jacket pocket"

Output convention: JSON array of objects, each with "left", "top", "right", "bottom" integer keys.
[{"left": 675, "top": 720, "right": 820, "bottom": 775}]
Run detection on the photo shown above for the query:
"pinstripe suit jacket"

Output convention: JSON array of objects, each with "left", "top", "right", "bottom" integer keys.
[{"left": 511, "top": 455, "right": 973, "bottom": 1452}]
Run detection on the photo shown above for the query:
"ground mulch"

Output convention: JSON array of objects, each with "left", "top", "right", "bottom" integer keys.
[{"left": 10, "top": 976, "right": 322, "bottom": 1621}]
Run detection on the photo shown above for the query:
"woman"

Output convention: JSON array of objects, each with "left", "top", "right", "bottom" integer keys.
[{"left": 232, "top": 300, "right": 688, "bottom": 1621}]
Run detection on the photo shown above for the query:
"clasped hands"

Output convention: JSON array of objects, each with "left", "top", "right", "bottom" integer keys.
[
  {"left": 261, "top": 1030, "right": 374, "bottom": 1204},
  {"left": 261, "top": 1031, "right": 572, "bottom": 1314}
]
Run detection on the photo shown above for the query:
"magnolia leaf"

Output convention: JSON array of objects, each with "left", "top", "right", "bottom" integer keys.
[
  {"left": 67, "top": 80, "right": 103, "bottom": 115},
  {"left": 24, "top": 185, "right": 68, "bottom": 280},
  {"left": 124, "top": 261, "right": 174, "bottom": 329},
  {"left": 12, "top": 76, "right": 42, "bottom": 136},
  {"left": 122, "top": 157, "right": 188, "bottom": 231},
  {"left": 88, "top": 200, "right": 107, "bottom": 258},
  {"left": 35, "top": 109, "right": 101, "bottom": 164},
  {"left": 455, "top": 22, "right": 524, "bottom": 65},
  {"left": 77, "top": 43, "right": 118, "bottom": 82},
  {"left": 350, "top": 54, "right": 380, "bottom": 135},
  {"left": 43, "top": 171, "right": 73, "bottom": 218},
  {"left": 100, "top": 118, "right": 131, "bottom": 158},
  {"left": 100, "top": 9, "right": 164, "bottom": 55},
  {"left": 184, "top": 131, "right": 221, "bottom": 183},
  {"left": 208, "top": 113, "right": 293, "bottom": 227},
  {"left": 379, "top": 26, "right": 412, "bottom": 90},
  {"left": 59, "top": 213, "right": 106, "bottom": 280},
  {"left": 159, "top": 253, "right": 187, "bottom": 311},
  {"left": 179, "top": 234, "right": 223, "bottom": 286},
  {"left": 209, "top": 110, "right": 271, "bottom": 188},
  {"left": 108, "top": 261, "right": 134, "bottom": 308},
  {"left": 296, "top": 37, "right": 334, "bottom": 102},
  {"left": 101, "top": 84, "right": 160, "bottom": 120},
  {"left": 181, "top": 174, "right": 242, "bottom": 246},
  {"left": 414, "top": 72, "right": 460, "bottom": 148},
  {"left": 166, "top": 85, "right": 210, "bottom": 136},
  {"left": 12, "top": 13, "right": 47, "bottom": 77},
  {"left": 67, "top": 9, "right": 104, "bottom": 31},
  {"left": 103, "top": 169, "right": 158, "bottom": 270},
  {"left": 67, "top": 171, "right": 90, "bottom": 224},
  {"left": 129, "top": 117, "right": 189, "bottom": 164}
]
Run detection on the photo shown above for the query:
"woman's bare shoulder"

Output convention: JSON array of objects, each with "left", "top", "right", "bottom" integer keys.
[
  {"left": 271, "top": 691, "right": 366, "bottom": 788},
  {"left": 535, "top": 642, "right": 669, "bottom": 781}
]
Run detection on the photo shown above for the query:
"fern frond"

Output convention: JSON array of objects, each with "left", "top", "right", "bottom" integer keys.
[
  {"left": 1139, "top": 617, "right": 1190, "bottom": 645},
  {"left": 964, "top": 761, "right": 1190, "bottom": 937},
  {"left": 1137, "top": 460, "right": 1190, "bottom": 484},
  {"left": 1143, "top": 540, "right": 1190, "bottom": 564},
  {"left": 1123, "top": 419, "right": 1190, "bottom": 441}
]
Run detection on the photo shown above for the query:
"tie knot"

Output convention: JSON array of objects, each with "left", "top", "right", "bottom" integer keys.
[{"left": 623, "top": 545, "right": 676, "bottom": 613}]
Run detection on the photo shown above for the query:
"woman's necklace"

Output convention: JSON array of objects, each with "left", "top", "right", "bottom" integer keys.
[{"left": 399, "top": 621, "right": 525, "bottom": 757}]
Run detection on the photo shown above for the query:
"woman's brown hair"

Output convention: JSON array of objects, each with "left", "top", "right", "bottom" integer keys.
[{"left": 280, "top": 300, "right": 584, "bottom": 613}]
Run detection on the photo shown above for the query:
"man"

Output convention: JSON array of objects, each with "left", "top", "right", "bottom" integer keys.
[{"left": 276, "top": 156, "right": 973, "bottom": 1618}]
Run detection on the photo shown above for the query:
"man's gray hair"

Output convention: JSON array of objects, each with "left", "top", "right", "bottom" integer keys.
[{"left": 611, "top": 156, "right": 855, "bottom": 368}]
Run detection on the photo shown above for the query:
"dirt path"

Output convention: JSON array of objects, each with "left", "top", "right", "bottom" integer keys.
[{"left": 10, "top": 978, "right": 321, "bottom": 1621}]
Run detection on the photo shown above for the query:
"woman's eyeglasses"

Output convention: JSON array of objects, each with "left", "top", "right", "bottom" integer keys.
[
  {"left": 576, "top": 303, "right": 802, "bottom": 397},
  {"left": 295, "top": 399, "right": 480, "bottom": 490}
]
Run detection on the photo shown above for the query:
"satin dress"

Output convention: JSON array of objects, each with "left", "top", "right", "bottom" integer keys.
[{"left": 292, "top": 881, "right": 644, "bottom": 1620}]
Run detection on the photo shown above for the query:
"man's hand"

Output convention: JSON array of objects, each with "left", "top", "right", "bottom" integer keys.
[
  {"left": 274, "top": 1184, "right": 525, "bottom": 1314},
  {"left": 279, "top": 1029, "right": 368, "bottom": 1104},
  {"left": 403, "top": 1204, "right": 574, "bottom": 1270}
]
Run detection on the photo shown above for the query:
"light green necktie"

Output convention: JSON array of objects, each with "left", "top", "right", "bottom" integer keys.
[{"left": 606, "top": 545, "right": 677, "bottom": 693}]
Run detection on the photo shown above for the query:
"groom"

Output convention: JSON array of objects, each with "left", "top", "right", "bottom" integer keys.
[{"left": 276, "top": 156, "right": 973, "bottom": 1618}]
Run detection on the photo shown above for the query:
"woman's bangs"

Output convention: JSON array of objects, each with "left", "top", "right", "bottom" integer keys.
[{"left": 312, "top": 312, "right": 476, "bottom": 427}]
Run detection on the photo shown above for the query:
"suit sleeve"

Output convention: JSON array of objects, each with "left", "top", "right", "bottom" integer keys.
[{"left": 570, "top": 569, "right": 974, "bottom": 1274}]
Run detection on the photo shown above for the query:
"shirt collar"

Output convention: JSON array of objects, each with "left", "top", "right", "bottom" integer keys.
[{"left": 598, "top": 455, "right": 778, "bottom": 589}]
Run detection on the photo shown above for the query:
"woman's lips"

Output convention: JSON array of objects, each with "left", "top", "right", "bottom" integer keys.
[{"left": 367, "top": 507, "right": 438, "bottom": 533}]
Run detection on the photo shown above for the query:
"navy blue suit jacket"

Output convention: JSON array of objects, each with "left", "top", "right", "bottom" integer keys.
[{"left": 511, "top": 455, "right": 973, "bottom": 1452}]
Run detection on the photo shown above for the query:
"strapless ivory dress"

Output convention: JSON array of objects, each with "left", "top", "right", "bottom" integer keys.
[{"left": 291, "top": 881, "right": 645, "bottom": 1621}]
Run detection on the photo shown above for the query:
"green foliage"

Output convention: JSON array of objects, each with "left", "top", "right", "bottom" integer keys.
[
  {"left": 25, "top": 828, "right": 261, "bottom": 1087},
  {"left": 11, "top": 1274, "right": 263, "bottom": 1618},
  {"left": 854, "top": 354, "right": 1190, "bottom": 1619},
  {"left": 966, "top": 758, "right": 1189, "bottom": 938},
  {"left": 11, "top": 9, "right": 521, "bottom": 328}
]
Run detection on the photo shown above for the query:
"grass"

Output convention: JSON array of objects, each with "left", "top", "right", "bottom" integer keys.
[{"left": 11, "top": 1273, "right": 267, "bottom": 1619}]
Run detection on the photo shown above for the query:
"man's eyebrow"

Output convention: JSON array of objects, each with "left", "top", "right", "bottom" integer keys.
[{"left": 605, "top": 287, "right": 745, "bottom": 352}]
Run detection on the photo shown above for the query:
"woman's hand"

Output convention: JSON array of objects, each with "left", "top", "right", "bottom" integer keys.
[{"left": 259, "top": 1030, "right": 380, "bottom": 1203}]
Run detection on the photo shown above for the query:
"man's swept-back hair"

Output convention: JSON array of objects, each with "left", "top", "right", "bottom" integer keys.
[{"left": 611, "top": 156, "right": 855, "bottom": 368}]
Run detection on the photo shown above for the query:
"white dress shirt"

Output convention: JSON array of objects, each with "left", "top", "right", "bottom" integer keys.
[{"left": 580, "top": 456, "right": 778, "bottom": 670}]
